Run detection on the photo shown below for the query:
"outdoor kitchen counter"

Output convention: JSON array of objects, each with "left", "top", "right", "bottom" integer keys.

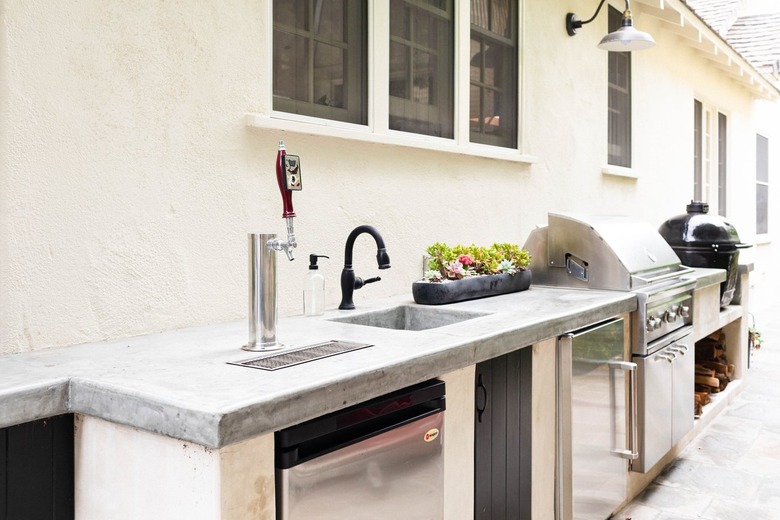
[{"left": 0, "top": 285, "right": 641, "bottom": 448}]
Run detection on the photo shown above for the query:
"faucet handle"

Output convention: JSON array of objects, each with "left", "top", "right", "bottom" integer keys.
[{"left": 354, "top": 276, "right": 381, "bottom": 289}]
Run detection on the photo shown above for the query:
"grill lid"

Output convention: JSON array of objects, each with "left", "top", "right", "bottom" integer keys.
[
  {"left": 524, "top": 212, "right": 689, "bottom": 291},
  {"left": 658, "top": 201, "right": 751, "bottom": 252}
]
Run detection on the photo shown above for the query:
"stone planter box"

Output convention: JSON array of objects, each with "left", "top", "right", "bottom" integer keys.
[{"left": 412, "top": 270, "right": 532, "bottom": 305}]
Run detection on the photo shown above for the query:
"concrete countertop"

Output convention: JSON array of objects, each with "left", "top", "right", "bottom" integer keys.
[
  {"left": 3, "top": 265, "right": 732, "bottom": 449},
  {"left": 0, "top": 285, "right": 639, "bottom": 448},
  {"left": 0, "top": 286, "right": 636, "bottom": 448}
]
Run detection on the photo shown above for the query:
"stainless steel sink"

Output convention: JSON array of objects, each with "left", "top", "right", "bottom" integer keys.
[{"left": 328, "top": 304, "right": 491, "bottom": 331}]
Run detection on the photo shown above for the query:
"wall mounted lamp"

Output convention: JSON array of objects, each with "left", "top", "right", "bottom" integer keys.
[{"left": 566, "top": 0, "right": 656, "bottom": 51}]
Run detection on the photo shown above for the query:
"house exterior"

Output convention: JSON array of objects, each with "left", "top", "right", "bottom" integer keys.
[{"left": 1, "top": 0, "right": 778, "bottom": 355}]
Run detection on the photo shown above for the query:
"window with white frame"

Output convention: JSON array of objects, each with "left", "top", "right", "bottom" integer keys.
[
  {"left": 272, "top": 0, "right": 367, "bottom": 124},
  {"left": 389, "top": 0, "right": 454, "bottom": 138},
  {"left": 607, "top": 5, "right": 631, "bottom": 167},
  {"left": 693, "top": 99, "right": 727, "bottom": 215},
  {"left": 271, "top": 0, "right": 521, "bottom": 151},
  {"left": 757, "top": 134, "right": 769, "bottom": 234}
]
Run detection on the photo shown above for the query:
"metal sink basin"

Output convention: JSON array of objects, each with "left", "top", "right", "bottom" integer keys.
[{"left": 328, "top": 304, "right": 491, "bottom": 331}]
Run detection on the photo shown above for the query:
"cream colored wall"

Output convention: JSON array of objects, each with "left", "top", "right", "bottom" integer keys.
[{"left": 1, "top": 0, "right": 776, "bottom": 353}]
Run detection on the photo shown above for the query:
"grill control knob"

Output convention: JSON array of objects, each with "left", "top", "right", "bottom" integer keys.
[
  {"left": 646, "top": 316, "right": 662, "bottom": 331},
  {"left": 646, "top": 318, "right": 656, "bottom": 332},
  {"left": 664, "top": 310, "right": 678, "bottom": 323},
  {"left": 679, "top": 305, "right": 690, "bottom": 318}
]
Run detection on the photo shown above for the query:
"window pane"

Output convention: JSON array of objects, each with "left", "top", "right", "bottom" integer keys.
[
  {"left": 412, "top": 50, "right": 437, "bottom": 104},
  {"left": 470, "top": 84, "right": 482, "bottom": 133},
  {"left": 470, "top": 0, "right": 517, "bottom": 148},
  {"left": 694, "top": 99, "right": 702, "bottom": 200},
  {"left": 491, "top": 0, "right": 511, "bottom": 38},
  {"left": 483, "top": 89, "right": 497, "bottom": 130},
  {"left": 414, "top": 8, "right": 440, "bottom": 50},
  {"left": 389, "top": 0, "right": 454, "bottom": 138},
  {"left": 607, "top": 6, "right": 631, "bottom": 167},
  {"left": 273, "top": 30, "right": 309, "bottom": 103},
  {"left": 389, "top": 42, "right": 409, "bottom": 98},
  {"left": 273, "top": 0, "right": 367, "bottom": 124},
  {"left": 482, "top": 40, "right": 502, "bottom": 87},
  {"left": 390, "top": 0, "right": 410, "bottom": 39},
  {"left": 314, "top": 0, "right": 346, "bottom": 42},
  {"left": 313, "top": 43, "right": 345, "bottom": 108},
  {"left": 757, "top": 184, "right": 768, "bottom": 234},
  {"left": 757, "top": 134, "right": 769, "bottom": 234},
  {"left": 718, "top": 112, "right": 727, "bottom": 216},
  {"left": 274, "top": 0, "right": 308, "bottom": 30},
  {"left": 757, "top": 134, "right": 769, "bottom": 183},
  {"left": 472, "top": 0, "right": 489, "bottom": 31},
  {"left": 470, "top": 38, "right": 482, "bottom": 81}
]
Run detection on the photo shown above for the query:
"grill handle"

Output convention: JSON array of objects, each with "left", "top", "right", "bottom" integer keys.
[{"left": 631, "top": 266, "right": 695, "bottom": 287}]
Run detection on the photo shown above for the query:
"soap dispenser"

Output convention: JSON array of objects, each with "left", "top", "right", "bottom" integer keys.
[{"left": 304, "top": 254, "right": 329, "bottom": 316}]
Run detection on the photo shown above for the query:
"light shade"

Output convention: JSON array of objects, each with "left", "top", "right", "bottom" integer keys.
[
  {"left": 565, "top": 0, "right": 656, "bottom": 52},
  {"left": 598, "top": 21, "right": 656, "bottom": 51}
]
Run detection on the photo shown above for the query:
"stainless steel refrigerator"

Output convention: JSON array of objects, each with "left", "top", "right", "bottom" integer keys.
[
  {"left": 275, "top": 380, "right": 445, "bottom": 520},
  {"left": 557, "top": 318, "right": 638, "bottom": 520}
]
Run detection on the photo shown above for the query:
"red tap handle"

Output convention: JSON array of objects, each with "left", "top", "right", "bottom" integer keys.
[{"left": 276, "top": 141, "right": 295, "bottom": 218}]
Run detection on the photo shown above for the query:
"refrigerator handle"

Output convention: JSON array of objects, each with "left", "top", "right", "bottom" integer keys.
[
  {"left": 556, "top": 335, "right": 573, "bottom": 520},
  {"left": 608, "top": 361, "right": 639, "bottom": 462}
]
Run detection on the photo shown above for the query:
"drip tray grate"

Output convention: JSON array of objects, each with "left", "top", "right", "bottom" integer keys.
[{"left": 229, "top": 340, "right": 373, "bottom": 371}]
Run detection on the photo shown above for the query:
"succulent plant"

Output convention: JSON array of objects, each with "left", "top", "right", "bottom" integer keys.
[{"left": 424, "top": 242, "right": 530, "bottom": 282}]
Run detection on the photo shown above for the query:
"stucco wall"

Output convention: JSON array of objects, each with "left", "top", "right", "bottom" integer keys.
[{"left": 1, "top": 0, "right": 777, "bottom": 354}]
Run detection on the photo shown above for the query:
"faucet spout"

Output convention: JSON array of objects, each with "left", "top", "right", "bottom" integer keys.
[
  {"left": 339, "top": 225, "right": 391, "bottom": 310},
  {"left": 268, "top": 217, "right": 297, "bottom": 261}
]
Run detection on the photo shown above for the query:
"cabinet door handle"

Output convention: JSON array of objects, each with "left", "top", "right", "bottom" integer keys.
[
  {"left": 475, "top": 374, "right": 488, "bottom": 423},
  {"left": 608, "top": 361, "right": 639, "bottom": 461}
]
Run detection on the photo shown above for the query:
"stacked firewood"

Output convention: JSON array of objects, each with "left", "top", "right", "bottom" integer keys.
[{"left": 693, "top": 332, "right": 735, "bottom": 417}]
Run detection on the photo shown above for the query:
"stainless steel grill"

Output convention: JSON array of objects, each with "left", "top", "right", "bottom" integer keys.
[
  {"left": 524, "top": 212, "right": 695, "bottom": 354},
  {"left": 525, "top": 212, "right": 697, "bottom": 475}
]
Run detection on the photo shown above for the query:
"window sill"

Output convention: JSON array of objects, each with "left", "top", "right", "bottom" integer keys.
[
  {"left": 601, "top": 165, "right": 639, "bottom": 179},
  {"left": 245, "top": 112, "right": 538, "bottom": 165},
  {"left": 755, "top": 234, "right": 771, "bottom": 245}
]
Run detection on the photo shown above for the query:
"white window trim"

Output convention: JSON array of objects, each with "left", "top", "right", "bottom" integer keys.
[
  {"left": 601, "top": 164, "right": 639, "bottom": 179},
  {"left": 247, "top": 0, "right": 535, "bottom": 164}
]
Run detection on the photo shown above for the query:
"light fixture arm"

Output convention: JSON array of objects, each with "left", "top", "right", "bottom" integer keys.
[
  {"left": 566, "top": 0, "right": 608, "bottom": 36},
  {"left": 565, "top": 0, "right": 654, "bottom": 51}
]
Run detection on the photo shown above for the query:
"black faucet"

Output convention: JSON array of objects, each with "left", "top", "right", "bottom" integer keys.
[{"left": 338, "top": 225, "right": 391, "bottom": 310}]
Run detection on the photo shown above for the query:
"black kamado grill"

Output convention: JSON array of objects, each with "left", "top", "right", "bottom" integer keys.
[{"left": 658, "top": 201, "right": 751, "bottom": 307}]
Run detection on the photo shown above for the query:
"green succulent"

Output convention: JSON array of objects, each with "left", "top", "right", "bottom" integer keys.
[{"left": 425, "top": 241, "right": 531, "bottom": 280}]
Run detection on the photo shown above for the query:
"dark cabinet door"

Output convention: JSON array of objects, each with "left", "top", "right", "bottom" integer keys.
[
  {"left": 1, "top": 414, "right": 74, "bottom": 520},
  {"left": 474, "top": 348, "right": 532, "bottom": 520}
]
